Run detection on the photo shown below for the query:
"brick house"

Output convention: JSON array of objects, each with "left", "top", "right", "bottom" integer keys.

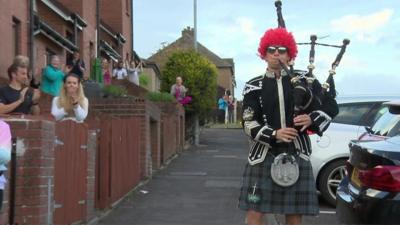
[
  {"left": 148, "top": 26, "right": 236, "bottom": 98},
  {"left": 99, "top": 0, "right": 133, "bottom": 61},
  {"left": 141, "top": 60, "right": 161, "bottom": 92},
  {"left": 0, "top": 1, "right": 29, "bottom": 83},
  {"left": 0, "top": 0, "right": 134, "bottom": 84}
]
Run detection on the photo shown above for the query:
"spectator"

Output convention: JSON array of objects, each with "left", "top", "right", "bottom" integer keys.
[
  {"left": 102, "top": 58, "right": 111, "bottom": 85},
  {"left": 228, "top": 95, "right": 235, "bottom": 123},
  {"left": 125, "top": 57, "right": 141, "bottom": 86},
  {"left": 217, "top": 94, "right": 228, "bottom": 123},
  {"left": 0, "top": 55, "right": 40, "bottom": 115},
  {"left": 0, "top": 120, "right": 11, "bottom": 213},
  {"left": 112, "top": 60, "right": 128, "bottom": 80},
  {"left": 40, "top": 55, "right": 64, "bottom": 96},
  {"left": 51, "top": 73, "right": 88, "bottom": 122},
  {"left": 66, "top": 51, "right": 86, "bottom": 80},
  {"left": 170, "top": 76, "right": 191, "bottom": 106}
]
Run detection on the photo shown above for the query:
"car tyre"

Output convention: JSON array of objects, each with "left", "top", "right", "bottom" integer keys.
[{"left": 318, "top": 159, "right": 347, "bottom": 206}]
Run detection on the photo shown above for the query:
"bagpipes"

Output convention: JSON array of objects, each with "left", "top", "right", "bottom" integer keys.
[{"left": 274, "top": 0, "right": 348, "bottom": 119}]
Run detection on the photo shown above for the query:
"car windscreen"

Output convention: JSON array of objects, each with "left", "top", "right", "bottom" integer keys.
[
  {"left": 371, "top": 107, "right": 400, "bottom": 137},
  {"left": 333, "top": 102, "right": 378, "bottom": 126}
]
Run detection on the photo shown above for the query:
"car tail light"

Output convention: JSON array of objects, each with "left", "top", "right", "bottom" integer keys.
[
  {"left": 358, "top": 165, "right": 400, "bottom": 192},
  {"left": 306, "top": 130, "right": 316, "bottom": 135}
]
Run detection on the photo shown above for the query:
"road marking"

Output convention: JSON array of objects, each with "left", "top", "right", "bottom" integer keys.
[
  {"left": 169, "top": 171, "right": 207, "bottom": 176},
  {"left": 213, "top": 155, "right": 239, "bottom": 158},
  {"left": 204, "top": 180, "right": 241, "bottom": 188},
  {"left": 319, "top": 210, "right": 336, "bottom": 214},
  {"left": 204, "top": 150, "right": 219, "bottom": 153}
]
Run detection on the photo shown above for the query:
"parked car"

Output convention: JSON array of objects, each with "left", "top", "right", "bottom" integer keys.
[
  {"left": 358, "top": 101, "right": 400, "bottom": 141},
  {"left": 336, "top": 100, "right": 400, "bottom": 224},
  {"left": 309, "top": 96, "right": 398, "bottom": 206}
]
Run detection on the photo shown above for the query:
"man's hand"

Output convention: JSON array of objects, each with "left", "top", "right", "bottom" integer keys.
[
  {"left": 19, "top": 87, "right": 29, "bottom": 103},
  {"left": 276, "top": 127, "right": 298, "bottom": 142},
  {"left": 65, "top": 65, "right": 72, "bottom": 73},
  {"left": 294, "top": 114, "right": 312, "bottom": 132},
  {"left": 32, "top": 89, "right": 41, "bottom": 102}
]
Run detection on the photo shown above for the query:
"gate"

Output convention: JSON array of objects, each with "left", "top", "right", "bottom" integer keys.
[
  {"left": 54, "top": 120, "right": 88, "bottom": 225},
  {"left": 95, "top": 116, "right": 141, "bottom": 209}
]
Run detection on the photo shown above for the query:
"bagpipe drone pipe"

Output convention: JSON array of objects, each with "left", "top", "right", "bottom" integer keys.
[{"left": 274, "top": 0, "right": 348, "bottom": 121}]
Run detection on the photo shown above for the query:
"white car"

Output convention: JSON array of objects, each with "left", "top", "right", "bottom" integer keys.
[{"left": 309, "top": 95, "right": 398, "bottom": 206}]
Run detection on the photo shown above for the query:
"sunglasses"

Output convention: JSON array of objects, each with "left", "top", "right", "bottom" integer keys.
[{"left": 267, "top": 46, "right": 288, "bottom": 54}]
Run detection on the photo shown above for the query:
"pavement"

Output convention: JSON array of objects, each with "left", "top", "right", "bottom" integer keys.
[{"left": 98, "top": 128, "right": 279, "bottom": 225}]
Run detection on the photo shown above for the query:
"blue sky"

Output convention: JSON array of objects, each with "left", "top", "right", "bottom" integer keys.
[{"left": 133, "top": 0, "right": 400, "bottom": 100}]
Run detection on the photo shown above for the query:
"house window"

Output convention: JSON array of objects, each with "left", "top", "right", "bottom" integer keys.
[
  {"left": 65, "top": 31, "right": 74, "bottom": 62},
  {"left": 45, "top": 48, "right": 56, "bottom": 66},
  {"left": 66, "top": 30, "right": 74, "bottom": 43},
  {"left": 12, "top": 17, "right": 21, "bottom": 57}
]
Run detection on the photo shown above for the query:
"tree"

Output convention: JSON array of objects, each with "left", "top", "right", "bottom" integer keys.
[{"left": 161, "top": 50, "right": 218, "bottom": 119}]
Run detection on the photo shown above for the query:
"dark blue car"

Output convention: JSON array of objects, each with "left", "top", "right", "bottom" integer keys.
[{"left": 336, "top": 101, "right": 400, "bottom": 224}]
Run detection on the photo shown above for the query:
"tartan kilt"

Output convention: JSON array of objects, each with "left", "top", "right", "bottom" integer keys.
[{"left": 238, "top": 146, "right": 319, "bottom": 215}]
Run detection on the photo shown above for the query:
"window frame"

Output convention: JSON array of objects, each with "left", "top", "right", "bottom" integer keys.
[
  {"left": 332, "top": 101, "right": 382, "bottom": 126},
  {"left": 12, "top": 17, "right": 21, "bottom": 57}
]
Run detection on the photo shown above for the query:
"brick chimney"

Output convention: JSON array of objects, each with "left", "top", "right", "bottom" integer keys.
[{"left": 181, "top": 26, "right": 194, "bottom": 37}]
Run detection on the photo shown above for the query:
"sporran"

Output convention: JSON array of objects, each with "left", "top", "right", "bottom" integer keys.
[{"left": 270, "top": 153, "right": 299, "bottom": 187}]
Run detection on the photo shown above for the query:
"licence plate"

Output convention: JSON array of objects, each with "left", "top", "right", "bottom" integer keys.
[{"left": 351, "top": 168, "right": 362, "bottom": 188}]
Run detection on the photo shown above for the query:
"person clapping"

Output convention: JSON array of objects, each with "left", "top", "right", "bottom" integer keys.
[{"left": 51, "top": 73, "right": 88, "bottom": 121}]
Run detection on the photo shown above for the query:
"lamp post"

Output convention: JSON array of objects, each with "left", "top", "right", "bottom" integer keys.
[
  {"left": 194, "top": 0, "right": 197, "bottom": 52},
  {"left": 193, "top": 0, "right": 200, "bottom": 146}
]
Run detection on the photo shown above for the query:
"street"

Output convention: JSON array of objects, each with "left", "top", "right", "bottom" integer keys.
[{"left": 99, "top": 128, "right": 340, "bottom": 225}]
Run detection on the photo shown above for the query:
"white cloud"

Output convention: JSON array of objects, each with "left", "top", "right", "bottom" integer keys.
[
  {"left": 331, "top": 9, "right": 393, "bottom": 34},
  {"left": 330, "top": 9, "right": 393, "bottom": 43},
  {"left": 200, "top": 16, "right": 261, "bottom": 57}
]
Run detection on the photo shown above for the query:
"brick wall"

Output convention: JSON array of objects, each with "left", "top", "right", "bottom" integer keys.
[
  {"left": 0, "top": 95, "right": 185, "bottom": 223},
  {"left": 89, "top": 97, "right": 161, "bottom": 179},
  {"left": 0, "top": 115, "right": 101, "bottom": 225},
  {"left": 152, "top": 102, "right": 185, "bottom": 161},
  {"left": 150, "top": 119, "right": 161, "bottom": 170},
  {"left": 3, "top": 117, "right": 55, "bottom": 225}
]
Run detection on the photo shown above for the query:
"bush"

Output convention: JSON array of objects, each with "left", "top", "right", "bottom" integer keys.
[
  {"left": 139, "top": 72, "right": 150, "bottom": 87},
  {"left": 161, "top": 50, "right": 217, "bottom": 118},
  {"left": 146, "top": 91, "right": 175, "bottom": 102},
  {"left": 102, "top": 85, "right": 128, "bottom": 97}
]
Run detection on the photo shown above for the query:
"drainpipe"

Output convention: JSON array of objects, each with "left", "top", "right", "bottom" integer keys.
[
  {"left": 96, "top": 0, "right": 100, "bottom": 57},
  {"left": 29, "top": 0, "right": 35, "bottom": 83},
  {"left": 131, "top": 0, "right": 134, "bottom": 56},
  {"left": 8, "top": 138, "right": 17, "bottom": 225}
]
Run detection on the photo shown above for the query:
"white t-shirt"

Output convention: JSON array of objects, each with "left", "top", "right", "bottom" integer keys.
[
  {"left": 51, "top": 97, "right": 89, "bottom": 122},
  {"left": 127, "top": 68, "right": 140, "bottom": 86},
  {"left": 112, "top": 68, "right": 128, "bottom": 80}
]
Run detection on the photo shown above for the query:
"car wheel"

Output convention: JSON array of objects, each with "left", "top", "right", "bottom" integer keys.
[{"left": 318, "top": 159, "right": 347, "bottom": 206}]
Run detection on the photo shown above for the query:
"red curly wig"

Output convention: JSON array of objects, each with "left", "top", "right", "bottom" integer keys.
[{"left": 258, "top": 27, "right": 298, "bottom": 60}]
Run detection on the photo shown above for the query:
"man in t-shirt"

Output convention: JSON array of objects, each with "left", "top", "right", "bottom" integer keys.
[
  {"left": 66, "top": 51, "right": 86, "bottom": 80},
  {"left": 0, "top": 56, "right": 40, "bottom": 115},
  {"left": 112, "top": 60, "right": 128, "bottom": 80}
]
